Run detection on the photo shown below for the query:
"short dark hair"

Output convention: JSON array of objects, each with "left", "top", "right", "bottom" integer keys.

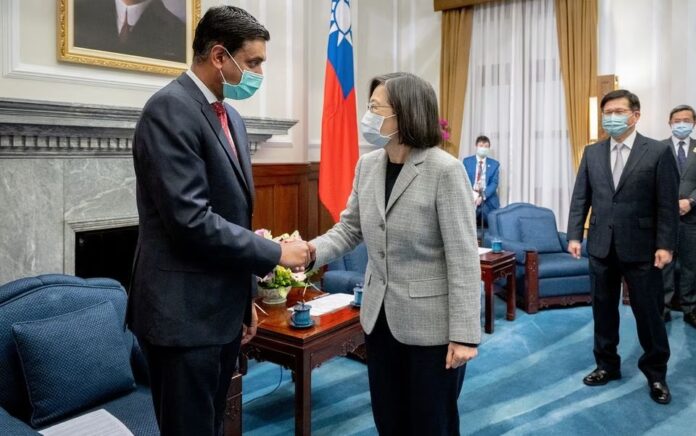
[
  {"left": 193, "top": 6, "right": 270, "bottom": 62},
  {"left": 669, "top": 104, "right": 696, "bottom": 122},
  {"left": 475, "top": 135, "right": 490, "bottom": 146},
  {"left": 600, "top": 89, "right": 640, "bottom": 111},
  {"left": 369, "top": 73, "right": 441, "bottom": 149}
]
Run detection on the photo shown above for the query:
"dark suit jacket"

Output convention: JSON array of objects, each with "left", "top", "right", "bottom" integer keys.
[
  {"left": 567, "top": 133, "right": 679, "bottom": 262},
  {"left": 128, "top": 73, "right": 281, "bottom": 347},
  {"left": 663, "top": 137, "right": 696, "bottom": 225},
  {"left": 74, "top": 0, "right": 186, "bottom": 63},
  {"left": 463, "top": 156, "right": 500, "bottom": 213}
]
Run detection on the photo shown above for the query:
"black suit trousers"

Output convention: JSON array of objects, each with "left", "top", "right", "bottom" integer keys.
[
  {"left": 365, "top": 307, "right": 465, "bottom": 436},
  {"left": 139, "top": 334, "right": 241, "bottom": 436},
  {"left": 589, "top": 243, "right": 670, "bottom": 383}
]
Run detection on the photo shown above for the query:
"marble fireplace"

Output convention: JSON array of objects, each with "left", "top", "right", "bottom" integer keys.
[{"left": 0, "top": 98, "right": 296, "bottom": 285}]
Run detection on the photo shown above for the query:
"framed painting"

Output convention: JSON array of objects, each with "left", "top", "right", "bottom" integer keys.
[{"left": 58, "top": 0, "right": 201, "bottom": 75}]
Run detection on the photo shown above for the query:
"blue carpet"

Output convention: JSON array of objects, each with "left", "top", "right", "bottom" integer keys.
[{"left": 241, "top": 300, "right": 696, "bottom": 435}]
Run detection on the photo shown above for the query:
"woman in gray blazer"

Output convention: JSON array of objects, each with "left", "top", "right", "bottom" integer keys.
[{"left": 309, "top": 73, "right": 481, "bottom": 435}]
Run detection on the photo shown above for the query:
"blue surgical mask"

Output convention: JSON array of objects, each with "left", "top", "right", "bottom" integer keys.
[
  {"left": 476, "top": 147, "right": 490, "bottom": 158},
  {"left": 602, "top": 113, "right": 631, "bottom": 138},
  {"left": 220, "top": 47, "right": 263, "bottom": 100},
  {"left": 672, "top": 122, "right": 694, "bottom": 139},
  {"left": 360, "top": 111, "right": 397, "bottom": 147}
]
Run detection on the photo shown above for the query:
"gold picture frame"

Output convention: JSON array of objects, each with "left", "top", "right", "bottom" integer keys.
[{"left": 58, "top": 0, "right": 201, "bottom": 76}]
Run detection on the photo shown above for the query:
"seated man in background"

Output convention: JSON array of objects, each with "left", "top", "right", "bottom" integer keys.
[
  {"left": 661, "top": 104, "right": 696, "bottom": 326},
  {"left": 463, "top": 135, "right": 500, "bottom": 224}
]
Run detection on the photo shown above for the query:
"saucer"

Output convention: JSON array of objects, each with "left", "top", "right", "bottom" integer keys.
[
  {"left": 289, "top": 318, "right": 314, "bottom": 329},
  {"left": 350, "top": 301, "right": 362, "bottom": 308}
]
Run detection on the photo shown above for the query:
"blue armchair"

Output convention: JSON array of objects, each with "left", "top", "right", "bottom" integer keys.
[
  {"left": 0, "top": 274, "right": 156, "bottom": 434},
  {"left": 483, "top": 203, "right": 591, "bottom": 313},
  {"left": 322, "top": 243, "right": 368, "bottom": 294}
]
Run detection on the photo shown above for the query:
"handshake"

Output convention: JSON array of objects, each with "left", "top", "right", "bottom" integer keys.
[
  {"left": 279, "top": 240, "right": 316, "bottom": 271},
  {"left": 254, "top": 229, "right": 316, "bottom": 272}
]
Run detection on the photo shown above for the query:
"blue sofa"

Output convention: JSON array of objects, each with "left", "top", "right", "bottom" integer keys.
[
  {"left": 0, "top": 274, "right": 157, "bottom": 434},
  {"left": 483, "top": 203, "right": 591, "bottom": 313},
  {"left": 322, "top": 243, "right": 367, "bottom": 294}
]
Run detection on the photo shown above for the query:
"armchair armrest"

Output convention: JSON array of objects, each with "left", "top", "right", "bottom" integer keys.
[{"left": 0, "top": 407, "right": 39, "bottom": 435}]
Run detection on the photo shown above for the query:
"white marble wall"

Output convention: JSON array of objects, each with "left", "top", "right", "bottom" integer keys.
[{"left": 0, "top": 158, "right": 136, "bottom": 284}]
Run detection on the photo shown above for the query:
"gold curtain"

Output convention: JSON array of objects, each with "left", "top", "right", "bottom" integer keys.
[
  {"left": 439, "top": 7, "right": 473, "bottom": 157},
  {"left": 555, "top": 0, "right": 598, "bottom": 169}
]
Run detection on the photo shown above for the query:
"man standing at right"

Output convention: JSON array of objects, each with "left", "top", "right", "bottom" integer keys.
[
  {"left": 567, "top": 90, "right": 679, "bottom": 404},
  {"left": 661, "top": 105, "right": 696, "bottom": 326}
]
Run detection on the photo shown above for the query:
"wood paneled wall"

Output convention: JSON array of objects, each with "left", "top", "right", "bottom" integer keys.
[{"left": 252, "top": 163, "right": 335, "bottom": 241}]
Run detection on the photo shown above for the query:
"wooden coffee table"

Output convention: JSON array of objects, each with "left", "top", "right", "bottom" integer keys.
[
  {"left": 480, "top": 250, "right": 517, "bottom": 333},
  {"left": 229, "top": 288, "right": 364, "bottom": 436}
]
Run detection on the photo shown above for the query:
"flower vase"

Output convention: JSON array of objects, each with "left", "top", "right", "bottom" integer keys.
[{"left": 259, "top": 285, "right": 292, "bottom": 305}]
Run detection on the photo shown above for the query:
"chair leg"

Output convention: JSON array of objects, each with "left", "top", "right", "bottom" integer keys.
[{"left": 524, "top": 251, "right": 540, "bottom": 314}]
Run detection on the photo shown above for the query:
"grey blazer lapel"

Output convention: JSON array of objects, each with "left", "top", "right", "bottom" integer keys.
[
  {"left": 615, "top": 134, "right": 649, "bottom": 195},
  {"left": 374, "top": 150, "right": 387, "bottom": 220},
  {"left": 386, "top": 148, "right": 427, "bottom": 215}
]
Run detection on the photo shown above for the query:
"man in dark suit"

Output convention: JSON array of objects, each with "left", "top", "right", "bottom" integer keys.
[
  {"left": 661, "top": 105, "right": 696, "bottom": 326},
  {"left": 74, "top": 0, "right": 186, "bottom": 63},
  {"left": 567, "top": 89, "right": 679, "bottom": 405},
  {"left": 128, "top": 6, "right": 310, "bottom": 435},
  {"left": 462, "top": 135, "right": 500, "bottom": 224}
]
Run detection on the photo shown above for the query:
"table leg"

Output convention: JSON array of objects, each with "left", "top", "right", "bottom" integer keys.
[
  {"left": 295, "top": 353, "right": 312, "bottom": 436},
  {"left": 506, "top": 269, "right": 516, "bottom": 321},
  {"left": 483, "top": 271, "right": 494, "bottom": 334}
]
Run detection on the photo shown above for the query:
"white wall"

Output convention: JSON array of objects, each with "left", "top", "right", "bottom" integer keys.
[
  {"left": 598, "top": 0, "right": 696, "bottom": 140},
  {"left": 0, "top": 0, "right": 442, "bottom": 163}
]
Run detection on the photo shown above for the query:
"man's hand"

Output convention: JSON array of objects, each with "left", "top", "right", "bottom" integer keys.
[
  {"left": 279, "top": 240, "right": 311, "bottom": 270},
  {"left": 568, "top": 240, "right": 582, "bottom": 259},
  {"left": 241, "top": 304, "right": 258, "bottom": 345},
  {"left": 654, "top": 249, "right": 673, "bottom": 269},
  {"left": 679, "top": 199, "right": 692, "bottom": 216},
  {"left": 445, "top": 343, "right": 477, "bottom": 369},
  {"left": 475, "top": 196, "right": 483, "bottom": 206}
]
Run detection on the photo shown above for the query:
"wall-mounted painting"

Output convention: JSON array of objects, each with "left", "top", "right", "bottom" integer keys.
[{"left": 58, "top": 0, "right": 201, "bottom": 75}]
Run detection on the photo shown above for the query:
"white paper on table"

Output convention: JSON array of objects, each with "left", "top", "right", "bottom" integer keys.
[
  {"left": 289, "top": 293, "right": 355, "bottom": 316},
  {"left": 39, "top": 409, "right": 134, "bottom": 436},
  {"left": 478, "top": 247, "right": 492, "bottom": 255}
]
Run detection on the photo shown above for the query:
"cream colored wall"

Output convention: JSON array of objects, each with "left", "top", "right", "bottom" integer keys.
[
  {"left": 0, "top": 0, "right": 442, "bottom": 163},
  {"left": 598, "top": 0, "right": 696, "bottom": 140}
]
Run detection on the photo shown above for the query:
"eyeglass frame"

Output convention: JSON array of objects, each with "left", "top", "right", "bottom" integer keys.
[
  {"left": 367, "top": 102, "right": 395, "bottom": 115},
  {"left": 601, "top": 108, "right": 636, "bottom": 116}
]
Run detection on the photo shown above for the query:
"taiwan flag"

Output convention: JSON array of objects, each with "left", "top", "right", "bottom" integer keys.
[{"left": 319, "top": 0, "right": 359, "bottom": 223}]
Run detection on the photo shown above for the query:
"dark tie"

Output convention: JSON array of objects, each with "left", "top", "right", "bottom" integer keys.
[
  {"left": 211, "top": 102, "right": 238, "bottom": 160},
  {"left": 119, "top": 9, "right": 131, "bottom": 43},
  {"left": 678, "top": 141, "right": 687, "bottom": 173}
]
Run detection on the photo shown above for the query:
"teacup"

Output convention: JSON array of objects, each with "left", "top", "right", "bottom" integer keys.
[
  {"left": 353, "top": 286, "right": 363, "bottom": 305},
  {"left": 291, "top": 303, "right": 312, "bottom": 326},
  {"left": 491, "top": 239, "right": 503, "bottom": 253}
]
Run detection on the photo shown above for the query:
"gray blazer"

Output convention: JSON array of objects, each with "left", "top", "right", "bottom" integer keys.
[
  {"left": 663, "top": 137, "right": 696, "bottom": 225},
  {"left": 311, "top": 147, "right": 481, "bottom": 346}
]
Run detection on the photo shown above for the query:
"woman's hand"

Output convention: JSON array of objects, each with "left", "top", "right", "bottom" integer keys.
[{"left": 445, "top": 342, "right": 477, "bottom": 369}]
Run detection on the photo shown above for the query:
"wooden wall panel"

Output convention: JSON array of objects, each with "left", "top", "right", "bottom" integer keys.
[{"left": 251, "top": 163, "right": 335, "bottom": 241}]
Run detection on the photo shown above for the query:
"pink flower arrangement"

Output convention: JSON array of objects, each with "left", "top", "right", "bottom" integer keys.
[{"left": 439, "top": 118, "right": 451, "bottom": 141}]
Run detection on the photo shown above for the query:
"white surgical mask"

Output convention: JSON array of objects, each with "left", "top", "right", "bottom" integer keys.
[
  {"left": 476, "top": 147, "right": 490, "bottom": 158},
  {"left": 360, "top": 111, "right": 397, "bottom": 147}
]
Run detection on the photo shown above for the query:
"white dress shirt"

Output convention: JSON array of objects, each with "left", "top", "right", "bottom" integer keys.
[
  {"left": 473, "top": 157, "right": 487, "bottom": 192},
  {"left": 185, "top": 69, "right": 219, "bottom": 105},
  {"left": 115, "top": 0, "right": 153, "bottom": 33}
]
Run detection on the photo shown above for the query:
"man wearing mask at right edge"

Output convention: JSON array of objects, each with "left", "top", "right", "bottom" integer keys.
[
  {"left": 567, "top": 90, "right": 679, "bottom": 405},
  {"left": 661, "top": 104, "right": 696, "bottom": 327},
  {"left": 463, "top": 135, "right": 500, "bottom": 225}
]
